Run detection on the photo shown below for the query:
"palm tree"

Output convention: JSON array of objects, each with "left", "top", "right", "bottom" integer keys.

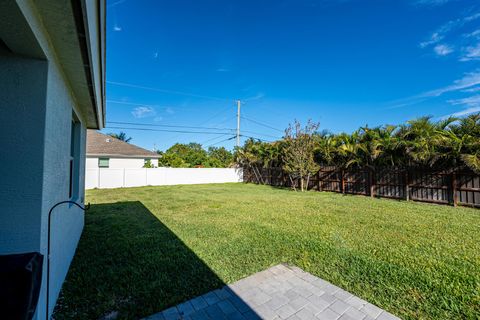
[
  {"left": 336, "top": 131, "right": 366, "bottom": 168},
  {"left": 450, "top": 113, "right": 480, "bottom": 171},
  {"left": 235, "top": 138, "right": 266, "bottom": 183},
  {"left": 375, "top": 125, "right": 402, "bottom": 166},
  {"left": 108, "top": 131, "right": 132, "bottom": 143},
  {"left": 313, "top": 132, "right": 338, "bottom": 166},
  {"left": 461, "top": 153, "right": 480, "bottom": 172},
  {"left": 400, "top": 117, "right": 444, "bottom": 167}
]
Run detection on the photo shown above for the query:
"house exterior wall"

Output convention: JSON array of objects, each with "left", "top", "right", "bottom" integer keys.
[
  {"left": 86, "top": 156, "right": 159, "bottom": 168},
  {"left": 0, "top": 55, "right": 48, "bottom": 254},
  {"left": 40, "top": 56, "right": 87, "bottom": 320},
  {"left": 0, "top": 1, "right": 93, "bottom": 319}
]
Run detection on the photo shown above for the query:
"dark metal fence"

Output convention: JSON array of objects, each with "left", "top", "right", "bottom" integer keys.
[{"left": 243, "top": 166, "right": 480, "bottom": 208}]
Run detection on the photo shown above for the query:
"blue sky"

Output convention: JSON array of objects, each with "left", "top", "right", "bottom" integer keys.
[{"left": 105, "top": 0, "right": 480, "bottom": 151}]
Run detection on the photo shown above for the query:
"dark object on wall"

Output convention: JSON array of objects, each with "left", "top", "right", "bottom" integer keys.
[{"left": 0, "top": 252, "right": 44, "bottom": 320}]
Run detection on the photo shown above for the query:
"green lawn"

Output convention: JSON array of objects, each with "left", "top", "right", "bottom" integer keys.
[{"left": 54, "top": 184, "right": 480, "bottom": 320}]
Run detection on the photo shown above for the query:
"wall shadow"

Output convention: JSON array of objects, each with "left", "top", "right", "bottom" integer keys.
[{"left": 53, "top": 201, "right": 260, "bottom": 319}]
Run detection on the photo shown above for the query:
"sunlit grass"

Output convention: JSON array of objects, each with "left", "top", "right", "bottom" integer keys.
[{"left": 55, "top": 184, "right": 479, "bottom": 319}]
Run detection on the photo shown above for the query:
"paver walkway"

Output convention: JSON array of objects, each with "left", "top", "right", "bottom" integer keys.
[{"left": 144, "top": 264, "right": 400, "bottom": 320}]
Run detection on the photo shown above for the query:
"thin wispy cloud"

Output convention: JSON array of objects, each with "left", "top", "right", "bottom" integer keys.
[
  {"left": 446, "top": 106, "right": 480, "bottom": 117},
  {"left": 420, "top": 32, "right": 443, "bottom": 48},
  {"left": 462, "top": 86, "right": 480, "bottom": 93},
  {"left": 132, "top": 106, "right": 156, "bottom": 118},
  {"left": 244, "top": 92, "right": 266, "bottom": 102},
  {"left": 165, "top": 107, "right": 175, "bottom": 114},
  {"left": 460, "top": 43, "right": 480, "bottom": 61},
  {"left": 419, "top": 11, "right": 480, "bottom": 49},
  {"left": 465, "top": 12, "right": 480, "bottom": 22},
  {"left": 108, "top": 0, "right": 128, "bottom": 8},
  {"left": 113, "top": 24, "right": 122, "bottom": 32},
  {"left": 448, "top": 94, "right": 480, "bottom": 107},
  {"left": 443, "top": 95, "right": 480, "bottom": 117},
  {"left": 415, "top": 0, "right": 454, "bottom": 6},
  {"left": 421, "top": 70, "right": 480, "bottom": 97},
  {"left": 216, "top": 68, "right": 230, "bottom": 72},
  {"left": 384, "top": 99, "right": 428, "bottom": 110},
  {"left": 434, "top": 44, "right": 454, "bottom": 56},
  {"left": 420, "top": 23, "right": 455, "bottom": 48},
  {"left": 464, "top": 29, "right": 480, "bottom": 38},
  {"left": 383, "top": 70, "right": 480, "bottom": 109}
]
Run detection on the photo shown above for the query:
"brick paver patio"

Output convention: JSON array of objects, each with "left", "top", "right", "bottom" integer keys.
[{"left": 144, "top": 264, "right": 400, "bottom": 320}]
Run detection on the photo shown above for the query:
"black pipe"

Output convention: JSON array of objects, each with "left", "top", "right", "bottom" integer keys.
[{"left": 46, "top": 201, "right": 89, "bottom": 320}]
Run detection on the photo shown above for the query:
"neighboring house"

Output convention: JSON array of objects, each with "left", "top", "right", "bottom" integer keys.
[
  {"left": 0, "top": 1, "right": 105, "bottom": 319},
  {"left": 86, "top": 130, "right": 161, "bottom": 169}
]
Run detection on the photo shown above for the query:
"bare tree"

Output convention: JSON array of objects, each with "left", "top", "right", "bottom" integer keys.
[{"left": 283, "top": 120, "right": 320, "bottom": 191}]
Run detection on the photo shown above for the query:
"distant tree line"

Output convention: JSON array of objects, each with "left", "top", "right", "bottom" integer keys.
[
  {"left": 235, "top": 114, "right": 480, "bottom": 191},
  {"left": 157, "top": 143, "right": 234, "bottom": 168}
]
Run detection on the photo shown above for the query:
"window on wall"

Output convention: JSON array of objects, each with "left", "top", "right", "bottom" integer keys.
[
  {"left": 98, "top": 158, "right": 109, "bottom": 168},
  {"left": 69, "top": 117, "right": 81, "bottom": 199}
]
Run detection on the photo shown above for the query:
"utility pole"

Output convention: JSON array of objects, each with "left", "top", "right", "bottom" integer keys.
[{"left": 236, "top": 100, "right": 241, "bottom": 147}]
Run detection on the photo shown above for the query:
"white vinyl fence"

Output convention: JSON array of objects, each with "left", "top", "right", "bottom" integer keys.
[{"left": 85, "top": 167, "right": 243, "bottom": 189}]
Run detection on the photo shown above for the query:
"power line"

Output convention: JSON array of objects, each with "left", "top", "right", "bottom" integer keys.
[
  {"left": 106, "top": 100, "right": 202, "bottom": 112},
  {"left": 236, "top": 100, "right": 241, "bottom": 147},
  {"left": 107, "top": 121, "right": 236, "bottom": 131},
  {"left": 162, "top": 106, "right": 235, "bottom": 142},
  {"left": 107, "top": 81, "right": 232, "bottom": 102},
  {"left": 198, "top": 105, "right": 234, "bottom": 127},
  {"left": 240, "top": 116, "right": 284, "bottom": 133},
  {"left": 105, "top": 126, "right": 232, "bottom": 135},
  {"left": 206, "top": 136, "right": 236, "bottom": 148},
  {"left": 239, "top": 134, "right": 274, "bottom": 143},
  {"left": 107, "top": 100, "right": 156, "bottom": 106},
  {"left": 108, "top": 121, "right": 280, "bottom": 140},
  {"left": 209, "top": 115, "right": 237, "bottom": 128},
  {"left": 199, "top": 134, "right": 232, "bottom": 145},
  {"left": 241, "top": 130, "right": 281, "bottom": 139}
]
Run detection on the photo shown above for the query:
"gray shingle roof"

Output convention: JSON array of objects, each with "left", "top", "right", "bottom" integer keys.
[{"left": 86, "top": 130, "right": 161, "bottom": 158}]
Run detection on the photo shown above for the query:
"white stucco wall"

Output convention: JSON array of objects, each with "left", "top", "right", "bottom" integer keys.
[
  {"left": 86, "top": 156, "right": 159, "bottom": 169},
  {"left": 0, "top": 2, "right": 90, "bottom": 319}
]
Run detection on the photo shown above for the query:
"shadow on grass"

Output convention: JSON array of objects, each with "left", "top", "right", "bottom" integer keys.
[{"left": 53, "top": 201, "right": 259, "bottom": 319}]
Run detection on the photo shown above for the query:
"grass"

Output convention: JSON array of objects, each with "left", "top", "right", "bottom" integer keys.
[{"left": 54, "top": 184, "right": 480, "bottom": 319}]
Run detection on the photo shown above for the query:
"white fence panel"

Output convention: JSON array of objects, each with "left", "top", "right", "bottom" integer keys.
[
  {"left": 124, "top": 169, "right": 147, "bottom": 187},
  {"left": 146, "top": 168, "right": 166, "bottom": 186},
  {"left": 85, "top": 167, "right": 243, "bottom": 189},
  {"left": 98, "top": 169, "right": 124, "bottom": 189},
  {"left": 85, "top": 169, "right": 99, "bottom": 189}
]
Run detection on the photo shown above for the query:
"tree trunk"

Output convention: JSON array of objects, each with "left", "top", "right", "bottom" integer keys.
[
  {"left": 252, "top": 166, "right": 264, "bottom": 184},
  {"left": 252, "top": 166, "right": 262, "bottom": 184},
  {"left": 306, "top": 173, "right": 311, "bottom": 192},
  {"left": 300, "top": 175, "right": 304, "bottom": 192},
  {"left": 289, "top": 174, "right": 297, "bottom": 191}
]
